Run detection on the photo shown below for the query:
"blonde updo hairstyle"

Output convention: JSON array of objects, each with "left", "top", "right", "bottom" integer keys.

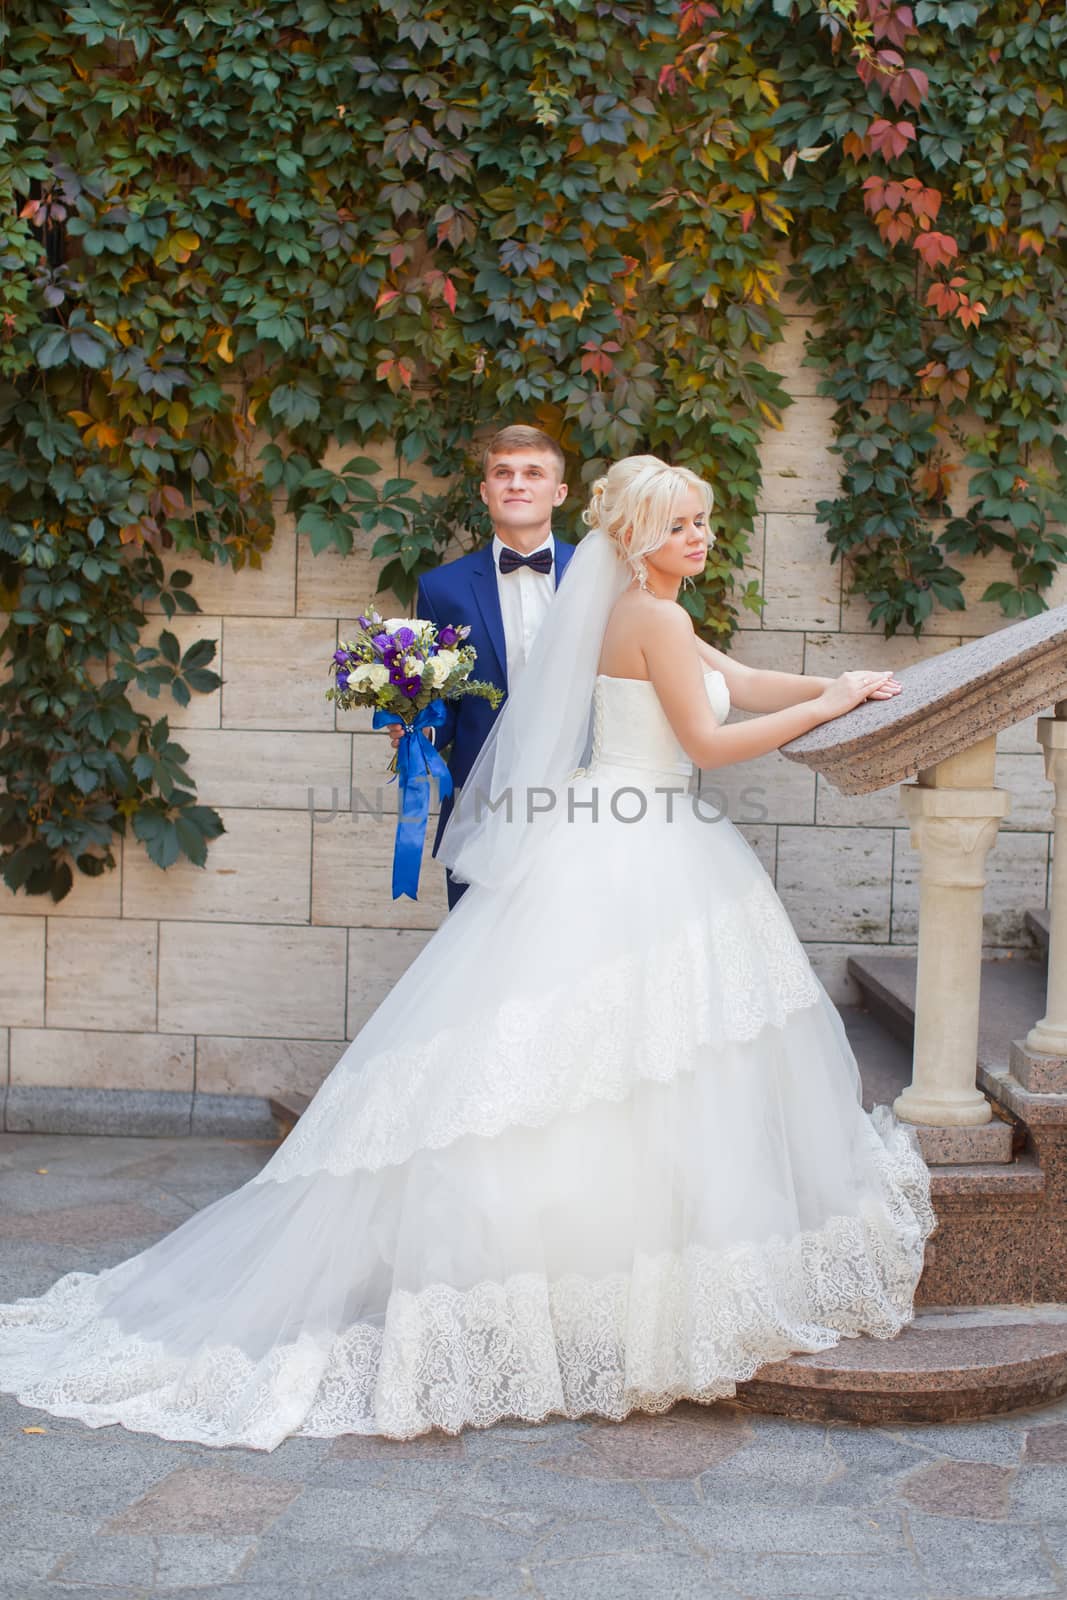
[{"left": 581, "top": 455, "right": 714, "bottom": 589}]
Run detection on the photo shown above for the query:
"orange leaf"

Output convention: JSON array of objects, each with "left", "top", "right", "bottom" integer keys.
[{"left": 913, "top": 231, "right": 958, "bottom": 271}]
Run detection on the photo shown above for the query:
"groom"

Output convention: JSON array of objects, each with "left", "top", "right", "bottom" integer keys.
[{"left": 394, "top": 425, "right": 576, "bottom": 910}]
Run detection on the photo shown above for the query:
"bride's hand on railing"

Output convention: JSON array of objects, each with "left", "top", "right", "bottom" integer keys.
[{"left": 814, "top": 669, "right": 900, "bottom": 721}]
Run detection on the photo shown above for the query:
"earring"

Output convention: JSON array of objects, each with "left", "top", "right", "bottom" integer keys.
[
  {"left": 682, "top": 574, "right": 697, "bottom": 592},
  {"left": 635, "top": 559, "right": 649, "bottom": 591}
]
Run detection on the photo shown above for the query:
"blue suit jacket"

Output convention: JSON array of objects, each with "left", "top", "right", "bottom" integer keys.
[{"left": 416, "top": 537, "right": 576, "bottom": 854}]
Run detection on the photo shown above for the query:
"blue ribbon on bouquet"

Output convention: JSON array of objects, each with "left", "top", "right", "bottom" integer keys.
[{"left": 372, "top": 700, "right": 454, "bottom": 901}]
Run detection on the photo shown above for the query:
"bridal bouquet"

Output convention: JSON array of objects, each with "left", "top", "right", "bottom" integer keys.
[{"left": 326, "top": 611, "right": 502, "bottom": 900}]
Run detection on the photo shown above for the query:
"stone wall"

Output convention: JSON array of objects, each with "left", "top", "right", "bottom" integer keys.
[{"left": 0, "top": 304, "right": 1058, "bottom": 1129}]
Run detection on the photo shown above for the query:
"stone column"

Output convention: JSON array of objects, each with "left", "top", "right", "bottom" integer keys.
[
  {"left": 894, "top": 736, "right": 1011, "bottom": 1128},
  {"left": 1014, "top": 702, "right": 1067, "bottom": 1091}
]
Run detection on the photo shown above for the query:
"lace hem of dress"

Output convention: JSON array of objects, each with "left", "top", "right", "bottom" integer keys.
[
  {"left": 256, "top": 876, "right": 824, "bottom": 1182},
  {"left": 0, "top": 1108, "right": 935, "bottom": 1452}
]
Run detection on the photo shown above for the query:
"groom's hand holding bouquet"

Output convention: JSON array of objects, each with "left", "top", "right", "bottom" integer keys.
[{"left": 327, "top": 612, "right": 502, "bottom": 900}]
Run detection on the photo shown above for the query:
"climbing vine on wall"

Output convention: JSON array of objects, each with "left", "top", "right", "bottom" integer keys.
[
  {"left": 0, "top": 0, "right": 1064, "bottom": 898},
  {"left": 774, "top": 0, "right": 1067, "bottom": 635}
]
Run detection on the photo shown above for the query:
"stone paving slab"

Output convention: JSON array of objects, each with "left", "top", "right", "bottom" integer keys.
[{"left": 2, "top": 1132, "right": 1067, "bottom": 1600}]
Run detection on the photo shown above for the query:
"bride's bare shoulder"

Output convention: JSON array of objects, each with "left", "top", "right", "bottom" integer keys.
[{"left": 599, "top": 593, "right": 694, "bottom": 676}]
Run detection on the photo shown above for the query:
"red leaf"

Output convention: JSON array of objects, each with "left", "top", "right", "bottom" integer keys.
[
  {"left": 913, "top": 231, "right": 959, "bottom": 271},
  {"left": 867, "top": 118, "right": 915, "bottom": 160},
  {"left": 442, "top": 277, "right": 457, "bottom": 312},
  {"left": 909, "top": 185, "right": 942, "bottom": 222}
]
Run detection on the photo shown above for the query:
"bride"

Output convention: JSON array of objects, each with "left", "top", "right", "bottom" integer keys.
[{"left": 0, "top": 455, "right": 936, "bottom": 1451}]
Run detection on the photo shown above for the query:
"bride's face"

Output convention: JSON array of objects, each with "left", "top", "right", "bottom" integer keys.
[{"left": 643, "top": 486, "right": 711, "bottom": 585}]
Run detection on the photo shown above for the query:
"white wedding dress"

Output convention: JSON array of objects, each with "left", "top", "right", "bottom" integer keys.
[{"left": 0, "top": 667, "right": 936, "bottom": 1450}]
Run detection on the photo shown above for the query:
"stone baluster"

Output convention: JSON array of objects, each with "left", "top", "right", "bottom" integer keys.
[
  {"left": 1013, "top": 700, "right": 1067, "bottom": 1092},
  {"left": 894, "top": 736, "right": 1011, "bottom": 1128}
]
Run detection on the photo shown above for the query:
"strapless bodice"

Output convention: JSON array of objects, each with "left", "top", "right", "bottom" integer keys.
[{"left": 587, "top": 667, "right": 730, "bottom": 780}]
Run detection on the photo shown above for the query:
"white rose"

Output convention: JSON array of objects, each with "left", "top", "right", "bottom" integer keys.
[
  {"left": 432, "top": 649, "right": 459, "bottom": 685},
  {"left": 384, "top": 617, "right": 434, "bottom": 639},
  {"left": 356, "top": 662, "right": 389, "bottom": 689},
  {"left": 429, "top": 655, "right": 450, "bottom": 687}
]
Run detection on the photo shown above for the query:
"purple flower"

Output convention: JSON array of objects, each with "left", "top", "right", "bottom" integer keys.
[
  {"left": 333, "top": 648, "right": 350, "bottom": 665},
  {"left": 393, "top": 626, "right": 416, "bottom": 650},
  {"left": 373, "top": 633, "right": 392, "bottom": 655},
  {"left": 357, "top": 614, "right": 370, "bottom": 629},
  {"left": 402, "top": 677, "right": 422, "bottom": 698},
  {"left": 437, "top": 625, "right": 457, "bottom": 647},
  {"left": 336, "top": 670, "right": 349, "bottom": 691}
]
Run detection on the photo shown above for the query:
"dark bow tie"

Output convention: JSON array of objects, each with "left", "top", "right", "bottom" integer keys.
[{"left": 497, "top": 545, "right": 553, "bottom": 576}]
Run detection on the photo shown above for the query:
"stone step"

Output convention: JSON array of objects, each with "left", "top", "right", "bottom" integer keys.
[
  {"left": 1027, "top": 905, "right": 1050, "bottom": 954},
  {"left": 840, "top": 995, "right": 1017, "bottom": 1164},
  {"left": 846, "top": 949, "right": 1048, "bottom": 1076},
  {"left": 267, "top": 1089, "right": 311, "bottom": 1138},
  {"left": 734, "top": 1304, "right": 1067, "bottom": 1424},
  {"left": 845, "top": 952, "right": 1067, "bottom": 1307}
]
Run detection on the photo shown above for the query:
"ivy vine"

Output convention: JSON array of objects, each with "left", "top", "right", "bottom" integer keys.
[
  {"left": 1, "top": 0, "right": 1064, "bottom": 901},
  {"left": 775, "top": 0, "right": 1067, "bottom": 634}
]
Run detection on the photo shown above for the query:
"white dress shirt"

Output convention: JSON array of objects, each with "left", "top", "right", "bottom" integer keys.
[{"left": 492, "top": 530, "right": 556, "bottom": 689}]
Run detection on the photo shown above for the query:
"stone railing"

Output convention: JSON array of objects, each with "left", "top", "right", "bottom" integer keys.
[{"left": 780, "top": 604, "right": 1067, "bottom": 1129}]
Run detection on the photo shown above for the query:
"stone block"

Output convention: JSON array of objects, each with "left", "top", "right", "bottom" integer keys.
[
  {"left": 815, "top": 774, "right": 905, "bottom": 829},
  {"left": 122, "top": 807, "right": 311, "bottom": 924},
  {"left": 0, "top": 856, "right": 122, "bottom": 918},
  {"left": 45, "top": 917, "right": 158, "bottom": 1031},
  {"left": 734, "top": 822, "right": 776, "bottom": 878},
  {"left": 804, "top": 941, "right": 917, "bottom": 1005},
  {"left": 723, "top": 627, "right": 804, "bottom": 674},
  {"left": 995, "top": 751, "right": 1053, "bottom": 832},
  {"left": 122, "top": 613, "right": 223, "bottom": 729},
  {"left": 777, "top": 824, "right": 893, "bottom": 942},
  {"left": 998, "top": 711, "right": 1045, "bottom": 755},
  {"left": 143, "top": 518, "right": 296, "bottom": 617},
  {"left": 172, "top": 728, "right": 353, "bottom": 811},
  {"left": 928, "top": 550, "right": 1064, "bottom": 638},
  {"left": 195, "top": 1035, "right": 347, "bottom": 1099},
  {"left": 914, "top": 1122, "right": 1015, "bottom": 1165},
  {"left": 221, "top": 616, "right": 337, "bottom": 731},
  {"left": 10, "top": 1028, "right": 193, "bottom": 1092},
  {"left": 699, "top": 746, "right": 815, "bottom": 826},
  {"left": 760, "top": 514, "right": 840, "bottom": 631},
  {"left": 5, "top": 1084, "right": 192, "bottom": 1136},
  {"left": 347, "top": 928, "right": 435, "bottom": 1036},
  {"left": 892, "top": 826, "right": 1049, "bottom": 945},
  {"left": 734, "top": 514, "right": 765, "bottom": 630},
  {"left": 158, "top": 922, "right": 347, "bottom": 1039},
  {"left": 296, "top": 515, "right": 403, "bottom": 619},
  {"left": 803, "top": 628, "right": 958, "bottom": 676},
  {"left": 312, "top": 811, "right": 448, "bottom": 931},
  {"left": 755, "top": 398, "right": 841, "bottom": 516},
  {"left": 189, "top": 1091, "right": 278, "bottom": 1139},
  {"left": 0, "top": 915, "right": 45, "bottom": 1026},
  {"left": 759, "top": 315, "right": 820, "bottom": 396},
  {"left": 1010, "top": 1038, "right": 1067, "bottom": 1094}
]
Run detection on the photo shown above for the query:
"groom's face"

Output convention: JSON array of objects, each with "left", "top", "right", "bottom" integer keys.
[{"left": 480, "top": 450, "right": 568, "bottom": 541}]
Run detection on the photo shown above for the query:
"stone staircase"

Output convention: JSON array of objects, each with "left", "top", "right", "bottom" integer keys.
[{"left": 733, "top": 930, "right": 1067, "bottom": 1423}]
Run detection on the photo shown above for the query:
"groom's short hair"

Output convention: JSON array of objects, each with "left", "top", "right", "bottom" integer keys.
[{"left": 482, "top": 426, "right": 566, "bottom": 480}]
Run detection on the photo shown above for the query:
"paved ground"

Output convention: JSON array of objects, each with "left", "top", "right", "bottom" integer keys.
[{"left": 1, "top": 1130, "right": 1067, "bottom": 1600}]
